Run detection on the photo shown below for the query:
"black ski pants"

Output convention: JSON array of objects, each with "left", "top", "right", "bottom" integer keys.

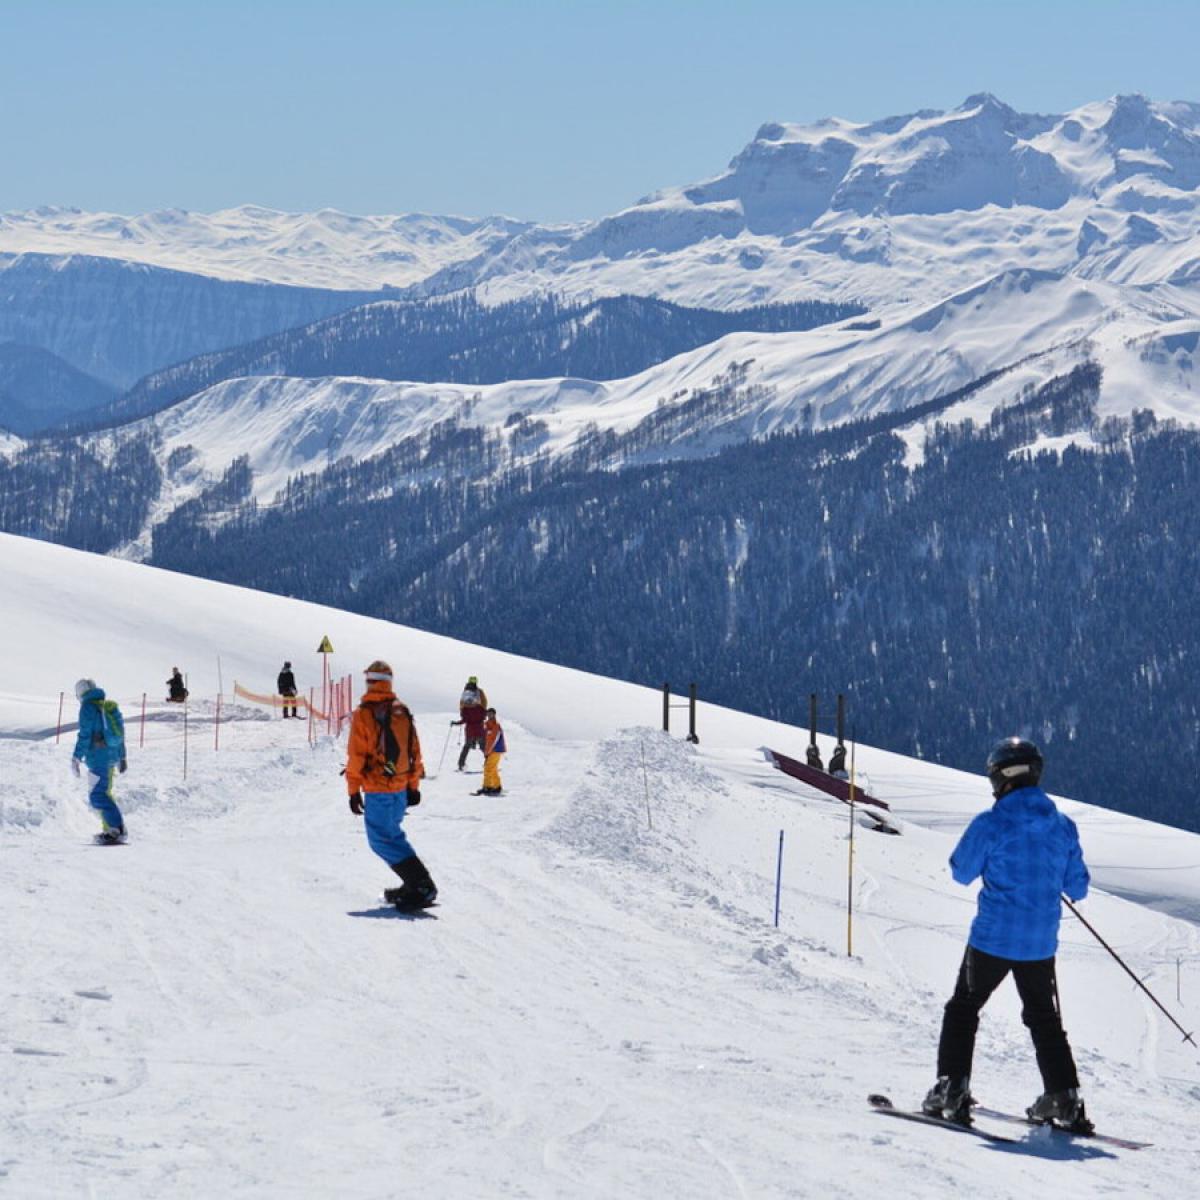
[
  {"left": 936, "top": 945, "right": 1080, "bottom": 1093},
  {"left": 457, "top": 734, "right": 484, "bottom": 770}
]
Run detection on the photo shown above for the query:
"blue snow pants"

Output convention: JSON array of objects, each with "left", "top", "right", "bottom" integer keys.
[
  {"left": 88, "top": 765, "right": 125, "bottom": 833},
  {"left": 363, "top": 791, "right": 416, "bottom": 866}
]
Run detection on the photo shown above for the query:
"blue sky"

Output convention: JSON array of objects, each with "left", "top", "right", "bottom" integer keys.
[{"left": 1, "top": 0, "right": 1195, "bottom": 221}]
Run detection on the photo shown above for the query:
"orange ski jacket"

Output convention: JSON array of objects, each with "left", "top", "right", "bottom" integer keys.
[{"left": 345, "top": 681, "right": 424, "bottom": 795}]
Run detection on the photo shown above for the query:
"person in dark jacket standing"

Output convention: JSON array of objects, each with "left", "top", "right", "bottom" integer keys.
[
  {"left": 166, "top": 667, "right": 188, "bottom": 703},
  {"left": 923, "top": 737, "right": 1092, "bottom": 1132},
  {"left": 453, "top": 676, "right": 488, "bottom": 771},
  {"left": 277, "top": 661, "right": 298, "bottom": 719}
]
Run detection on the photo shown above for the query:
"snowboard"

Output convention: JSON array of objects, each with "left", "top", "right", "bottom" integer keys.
[{"left": 93, "top": 832, "right": 128, "bottom": 846}]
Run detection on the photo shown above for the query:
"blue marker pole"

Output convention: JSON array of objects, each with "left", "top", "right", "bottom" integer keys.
[{"left": 774, "top": 829, "right": 785, "bottom": 927}]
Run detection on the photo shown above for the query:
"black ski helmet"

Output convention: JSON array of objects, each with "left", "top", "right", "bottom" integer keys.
[{"left": 986, "top": 737, "right": 1043, "bottom": 796}]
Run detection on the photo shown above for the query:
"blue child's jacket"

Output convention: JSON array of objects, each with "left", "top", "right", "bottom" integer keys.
[
  {"left": 950, "top": 785, "right": 1089, "bottom": 961},
  {"left": 73, "top": 686, "right": 125, "bottom": 775}
]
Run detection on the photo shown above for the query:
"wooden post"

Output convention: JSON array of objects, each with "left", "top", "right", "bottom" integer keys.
[
  {"left": 662, "top": 682, "right": 670, "bottom": 733},
  {"left": 687, "top": 682, "right": 699, "bottom": 744},
  {"left": 139, "top": 692, "right": 146, "bottom": 748},
  {"left": 55, "top": 691, "right": 64, "bottom": 744},
  {"left": 214, "top": 693, "right": 222, "bottom": 752}
]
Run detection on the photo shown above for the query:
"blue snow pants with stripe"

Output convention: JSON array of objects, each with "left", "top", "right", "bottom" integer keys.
[
  {"left": 363, "top": 791, "right": 416, "bottom": 867},
  {"left": 88, "top": 765, "right": 125, "bottom": 833}
]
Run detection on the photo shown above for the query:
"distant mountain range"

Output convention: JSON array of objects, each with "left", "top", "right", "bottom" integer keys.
[{"left": 3, "top": 93, "right": 1198, "bottom": 310}]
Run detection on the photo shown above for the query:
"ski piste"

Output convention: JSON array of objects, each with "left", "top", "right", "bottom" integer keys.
[
  {"left": 867, "top": 1094, "right": 1017, "bottom": 1144},
  {"left": 971, "top": 1105, "right": 1151, "bottom": 1150}
]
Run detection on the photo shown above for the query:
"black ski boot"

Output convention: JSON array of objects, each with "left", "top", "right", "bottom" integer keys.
[
  {"left": 1026, "top": 1088, "right": 1093, "bottom": 1134},
  {"left": 922, "top": 1076, "right": 973, "bottom": 1124},
  {"left": 384, "top": 855, "right": 438, "bottom": 910}
]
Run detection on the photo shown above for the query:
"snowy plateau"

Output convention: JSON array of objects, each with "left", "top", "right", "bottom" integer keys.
[{"left": 2, "top": 530, "right": 1200, "bottom": 1199}]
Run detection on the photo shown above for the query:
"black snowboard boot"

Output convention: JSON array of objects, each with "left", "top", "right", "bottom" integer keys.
[
  {"left": 1026, "top": 1088, "right": 1093, "bottom": 1134},
  {"left": 922, "top": 1076, "right": 973, "bottom": 1124},
  {"left": 385, "top": 855, "right": 438, "bottom": 910}
]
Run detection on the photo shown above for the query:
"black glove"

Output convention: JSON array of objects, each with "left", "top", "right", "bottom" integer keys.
[
  {"left": 407, "top": 788, "right": 422, "bottom": 807},
  {"left": 348, "top": 793, "right": 364, "bottom": 815},
  {"left": 451, "top": 719, "right": 463, "bottom": 726},
  {"left": 119, "top": 756, "right": 128, "bottom": 774}
]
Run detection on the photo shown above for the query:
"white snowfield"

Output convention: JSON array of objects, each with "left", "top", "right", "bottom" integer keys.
[
  {"left": 2, "top": 94, "right": 1198, "bottom": 309},
  {"left": 2, "top": 531, "right": 1199, "bottom": 1198}
]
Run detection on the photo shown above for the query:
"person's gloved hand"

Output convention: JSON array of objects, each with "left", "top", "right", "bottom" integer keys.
[
  {"left": 348, "top": 792, "right": 364, "bottom": 815},
  {"left": 70, "top": 757, "right": 82, "bottom": 778},
  {"left": 407, "top": 788, "right": 422, "bottom": 807},
  {"left": 451, "top": 719, "right": 463, "bottom": 726},
  {"left": 119, "top": 756, "right": 128, "bottom": 774}
]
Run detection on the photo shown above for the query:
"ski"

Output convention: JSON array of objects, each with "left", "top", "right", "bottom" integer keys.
[
  {"left": 867, "top": 1094, "right": 1017, "bottom": 1144},
  {"left": 971, "top": 1105, "right": 1151, "bottom": 1150}
]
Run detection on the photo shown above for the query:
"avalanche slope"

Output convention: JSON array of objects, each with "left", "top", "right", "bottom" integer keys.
[{"left": 2, "top": 532, "right": 1199, "bottom": 1199}]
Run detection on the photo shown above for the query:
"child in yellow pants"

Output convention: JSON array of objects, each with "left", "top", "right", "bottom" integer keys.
[{"left": 482, "top": 708, "right": 506, "bottom": 795}]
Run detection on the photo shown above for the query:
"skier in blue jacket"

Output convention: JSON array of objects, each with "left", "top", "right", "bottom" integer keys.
[
  {"left": 923, "top": 737, "right": 1091, "bottom": 1132},
  {"left": 71, "top": 678, "right": 128, "bottom": 845}
]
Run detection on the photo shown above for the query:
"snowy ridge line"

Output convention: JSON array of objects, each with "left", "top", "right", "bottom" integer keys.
[{"left": 3, "top": 95, "right": 1200, "bottom": 310}]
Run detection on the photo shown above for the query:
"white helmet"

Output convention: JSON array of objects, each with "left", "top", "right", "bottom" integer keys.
[{"left": 74, "top": 678, "right": 97, "bottom": 700}]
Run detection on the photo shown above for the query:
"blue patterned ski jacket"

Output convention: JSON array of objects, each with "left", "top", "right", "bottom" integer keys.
[{"left": 950, "top": 785, "right": 1089, "bottom": 961}]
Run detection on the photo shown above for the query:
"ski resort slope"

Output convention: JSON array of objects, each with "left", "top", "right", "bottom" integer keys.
[{"left": 2, "top": 532, "right": 1199, "bottom": 1199}]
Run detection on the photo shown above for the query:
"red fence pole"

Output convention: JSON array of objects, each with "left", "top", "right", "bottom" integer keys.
[
  {"left": 55, "top": 691, "right": 64, "bottom": 744},
  {"left": 308, "top": 687, "right": 315, "bottom": 746}
]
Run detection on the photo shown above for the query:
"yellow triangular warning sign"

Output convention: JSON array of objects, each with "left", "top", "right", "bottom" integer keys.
[{"left": 316, "top": 635, "right": 334, "bottom": 654}]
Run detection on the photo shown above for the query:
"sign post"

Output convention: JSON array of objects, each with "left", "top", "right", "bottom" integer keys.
[{"left": 317, "top": 635, "right": 334, "bottom": 734}]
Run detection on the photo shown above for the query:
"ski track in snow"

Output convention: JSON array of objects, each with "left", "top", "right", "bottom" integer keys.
[{"left": 4, "top": 720, "right": 1194, "bottom": 1197}]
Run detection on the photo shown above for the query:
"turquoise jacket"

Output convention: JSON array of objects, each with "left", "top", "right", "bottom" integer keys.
[{"left": 73, "top": 687, "right": 125, "bottom": 774}]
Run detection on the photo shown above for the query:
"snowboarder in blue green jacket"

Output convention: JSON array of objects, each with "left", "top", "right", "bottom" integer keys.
[{"left": 71, "top": 679, "right": 128, "bottom": 845}]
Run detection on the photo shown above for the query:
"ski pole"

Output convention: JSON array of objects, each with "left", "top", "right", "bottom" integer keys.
[
  {"left": 1062, "top": 895, "right": 1196, "bottom": 1046},
  {"left": 434, "top": 722, "right": 455, "bottom": 778}
]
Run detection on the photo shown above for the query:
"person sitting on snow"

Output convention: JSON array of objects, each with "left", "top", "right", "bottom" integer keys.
[{"left": 166, "top": 667, "right": 188, "bottom": 703}]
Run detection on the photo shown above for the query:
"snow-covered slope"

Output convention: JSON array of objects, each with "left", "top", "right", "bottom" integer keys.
[
  {"left": 2, "top": 530, "right": 1198, "bottom": 1197},
  {"left": 77, "top": 267, "right": 1199, "bottom": 535},
  {"left": 4, "top": 94, "right": 1197, "bottom": 312},
  {"left": 0, "top": 208, "right": 539, "bottom": 291}
]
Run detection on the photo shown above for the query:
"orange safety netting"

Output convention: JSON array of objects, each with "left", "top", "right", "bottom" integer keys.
[{"left": 233, "top": 681, "right": 327, "bottom": 720}]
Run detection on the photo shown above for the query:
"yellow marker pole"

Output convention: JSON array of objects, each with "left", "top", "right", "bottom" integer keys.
[{"left": 847, "top": 738, "right": 856, "bottom": 958}]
